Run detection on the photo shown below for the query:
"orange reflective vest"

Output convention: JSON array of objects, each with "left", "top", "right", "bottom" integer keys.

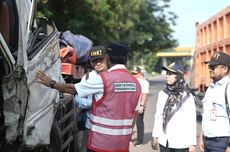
[{"left": 88, "top": 69, "right": 141, "bottom": 152}]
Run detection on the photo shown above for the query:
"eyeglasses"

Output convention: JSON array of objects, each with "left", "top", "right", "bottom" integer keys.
[{"left": 208, "top": 65, "right": 225, "bottom": 70}]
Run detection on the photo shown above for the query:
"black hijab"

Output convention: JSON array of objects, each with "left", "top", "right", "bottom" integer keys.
[{"left": 162, "top": 73, "right": 187, "bottom": 132}]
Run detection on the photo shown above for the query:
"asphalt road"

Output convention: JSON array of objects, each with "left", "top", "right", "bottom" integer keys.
[{"left": 129, "top": 75, "right": 202, "bottom": 152}]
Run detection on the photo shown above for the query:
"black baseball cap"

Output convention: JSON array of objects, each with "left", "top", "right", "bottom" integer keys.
[
  {"left": 204, "top": 51, "right": 230, "bottom": 66},
  {"left": 107, "top": 42, "right": 129, "bottom": 57},
  {"left": 89, "top": 46, "right": 106, "bottom": 61},
  {"left": 161, "top": 62, "right": 184, "bottom": 75}
]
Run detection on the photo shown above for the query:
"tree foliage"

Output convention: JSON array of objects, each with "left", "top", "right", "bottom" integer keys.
[{"left": 37, "top": 0, "right": 178, "bottom": 72}]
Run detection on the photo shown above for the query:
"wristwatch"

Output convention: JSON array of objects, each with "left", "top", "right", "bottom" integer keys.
[{"left": 50, "top": 80, "right": 56, "bottom": 88}]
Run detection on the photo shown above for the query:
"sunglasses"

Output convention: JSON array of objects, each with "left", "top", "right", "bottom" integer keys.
[{"left": 208, "top": 65, "right": 225, "bottom": 70}]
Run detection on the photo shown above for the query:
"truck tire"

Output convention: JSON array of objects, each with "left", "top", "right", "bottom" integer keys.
[{"left": 69, "top": 130, "right": 78, "bottom": 152}]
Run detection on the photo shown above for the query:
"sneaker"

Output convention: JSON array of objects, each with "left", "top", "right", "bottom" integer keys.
[{"left": 134, "top": 141, "right": 142, "bottom": 147}]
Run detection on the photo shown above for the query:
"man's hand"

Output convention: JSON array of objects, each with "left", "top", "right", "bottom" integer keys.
[
  {"left": 226, "top": 146, "right": 230, "bottom": 152},
  {"left": 189, "top": 145, "right": 196, "bottom": 152},
  {"left": 151, "top": 137, "right": 158, "bottom": 150},
  {"left": 199, "top": 138, "right": 204, "bottom": 152},
  {"left": 36, "top": 70, "right": 77, "bottom": 94},
  {"left": 138, "top": 106, "right": 144, "bottom": 114},
  {"left": 36, "top": 70, "right": 53, "bottom": 87},
  {"left": 199, "top": 130, "right": 204, "bottom": 152}
]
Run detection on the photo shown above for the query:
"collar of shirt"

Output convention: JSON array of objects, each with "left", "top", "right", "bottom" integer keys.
[
  {"left": 137, "top": 75, "right": 144, "bottom": 80},
  {"left": 108, "top": 64, "right": 126, "bottom": 71},
  {"left": 210, "top": 76, "right": 230, "bottom": 87}
]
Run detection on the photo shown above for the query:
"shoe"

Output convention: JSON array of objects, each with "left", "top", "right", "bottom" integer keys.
[{"left": 134, "top": 141, "right": 142, "bottom": 147}]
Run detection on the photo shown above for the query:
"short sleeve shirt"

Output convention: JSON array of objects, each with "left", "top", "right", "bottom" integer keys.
[{"left": 135, "top": 76, "right": 150, "bottom": 111}]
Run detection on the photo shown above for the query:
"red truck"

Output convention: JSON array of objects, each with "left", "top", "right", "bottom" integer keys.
[{"left": 192, "top": 5, "right": 230, "bottom": 93}]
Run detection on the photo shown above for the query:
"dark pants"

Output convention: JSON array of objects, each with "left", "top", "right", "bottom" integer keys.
[
  {"left": 87, "top": 149, "right": 129, "bottom": 152},
  {"left": 136, "top": 112, "right": 144, "bottom": 143},
  {"left": 204, "top": 136, "right": 229, "bottom": 152},
  {"left": 81, "top": 128, "right": 89, "bottom": 152},
  {"left": 87, "top": 150, "right": 95, "bottom": 152},
  {"left": 159, "top": 144, "right": 189, "bottom": 152}
]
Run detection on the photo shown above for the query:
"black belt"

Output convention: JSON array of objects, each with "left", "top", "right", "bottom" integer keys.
[{"left": 204, "top": 136, "right": 226, "bottom": 142}]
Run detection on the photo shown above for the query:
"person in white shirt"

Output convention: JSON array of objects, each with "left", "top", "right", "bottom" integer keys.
[
  {"left": 199, "top": 51, "right": 230, "bottom": 152},
  {"left": 151, "top": 62, "right": 196, "bottom": 152},
  {"left": 131, "top": 67, "right": 149, "bottom": 147},
  {"left": 75, "top": 45, "right": 108, "bottom": 152}
]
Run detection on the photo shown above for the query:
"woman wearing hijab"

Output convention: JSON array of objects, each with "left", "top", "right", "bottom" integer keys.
[{"left": 151, "top": 62, "right": 196, "bottom": 152}]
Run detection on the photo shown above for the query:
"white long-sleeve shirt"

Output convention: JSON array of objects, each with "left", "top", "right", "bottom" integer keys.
[
  {"left": 74, "top": 70, "right": 98, "bottom": 129},
  {"left": 74, "top": 65, "right": 128, "bottom": 128},
  {"left": 152, "top": 90, "right": 196, "bottom": 148}
]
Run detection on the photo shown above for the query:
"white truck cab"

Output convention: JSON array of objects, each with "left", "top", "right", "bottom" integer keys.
[{"left": 0, "top": 0, "right": 76, "bottom": 151}]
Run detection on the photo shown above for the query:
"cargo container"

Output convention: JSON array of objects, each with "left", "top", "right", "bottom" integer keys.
[{"left": 192, "top": 5, "right": 230, "bottom": 93}]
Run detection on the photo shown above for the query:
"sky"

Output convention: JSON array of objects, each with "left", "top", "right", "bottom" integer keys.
[{"left": 168, "top": 0, "right": 230, "bottom": 47}]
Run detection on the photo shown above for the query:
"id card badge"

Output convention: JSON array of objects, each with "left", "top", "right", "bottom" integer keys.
[{"left": 209, "top": 109, "right": 217, "bottom": 121}]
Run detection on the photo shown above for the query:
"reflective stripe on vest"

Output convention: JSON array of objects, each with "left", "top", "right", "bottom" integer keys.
[
  {"left": 91, "top": 115, "right": 133, "bottom": 126},
  {"left": 88, "top": 69, "right": 141, "bottom": 151},
  {"left": 91, "top": 125, "right": 132, "bottom": 135}
]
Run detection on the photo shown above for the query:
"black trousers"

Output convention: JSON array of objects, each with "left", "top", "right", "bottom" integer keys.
[
  {"left": 159, "top": 144, "right": 189, "bottom": 152},
  {"left": 204, "top": 136, "right": 229, "bottom": 152},
  {"left": 87, "top": 149, "right": 129, "bottom": 152},
  {"left": 81, "top": 128, "right": 89, "bottom": 152},
  {"left": 136, "top": 112, "right": 144, "bottom": 142}
]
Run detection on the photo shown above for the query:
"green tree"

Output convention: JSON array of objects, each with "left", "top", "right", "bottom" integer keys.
[
  {"left": 123, "top": 0, "right": 178, "bottom": 72},
  {"left": 37, "top": 0, "right": 177, "bottom": 72}
]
